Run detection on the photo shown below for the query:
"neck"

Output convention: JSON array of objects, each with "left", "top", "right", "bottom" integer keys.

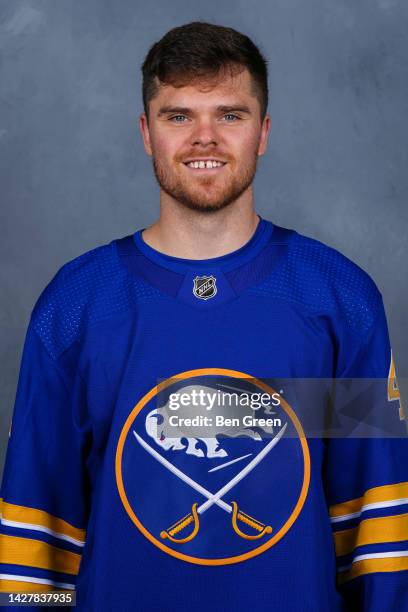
[{"left": 142, "top": 191, "right": 260, "bottom": 260}]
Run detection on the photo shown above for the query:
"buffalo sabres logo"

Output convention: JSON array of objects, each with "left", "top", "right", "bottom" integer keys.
[
  {"left": 193, "top": 275, "right": 217, "bottom": 300},
  {"left": 115, "top": 368, "right": 310, "bottom": 565}
]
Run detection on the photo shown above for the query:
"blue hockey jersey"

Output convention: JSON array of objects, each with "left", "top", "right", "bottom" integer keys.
[{"left": 1, "top": 217, "right": 407, "bottom": 611}]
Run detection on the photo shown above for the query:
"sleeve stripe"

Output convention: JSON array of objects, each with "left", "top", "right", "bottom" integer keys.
[
  {"left": 337, "top": 553, "right": 408, "bottom": 584},
  {"left": 330, "top": 498, "right": 408, "bottom": 524},
  {"left": 329, "top": 482, "right": 408, "bottom": 521},
  {"left": 338, "top": 549, "right": 408, "bottom": 571},
  {"left": 1, "top": 518, "right": 85, "bottom": 548},
  {"left": 0, "top": 574, "right": 75, "bottom": 591},
  {"left": 334, "top": 513, "right": 408, "bottom": 557},
  {"left": 0, "top": 535, "right": 81, "bottom": 576},
  {"left": 1, "top": 500, "right": 86, "bottom": 546}
]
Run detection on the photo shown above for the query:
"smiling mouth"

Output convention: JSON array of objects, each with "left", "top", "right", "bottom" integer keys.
[{"left": 183, "top": 160, "right": 227, "bottom": 171}]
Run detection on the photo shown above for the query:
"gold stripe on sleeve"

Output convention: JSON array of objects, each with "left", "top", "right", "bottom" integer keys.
[
  {"left": 330, "top": 482, "right": 408, "bottom": 519},
  {"left": 0, "top": 579, "right": 73, "bottom": 593},
  {"left": 1, "top": 501, "right": 86, "bottom": 544},
  {"left": 334, "top": 513, "right": 408, "bottom": 557},
  {"left": 0, "top": 534, "right": 81, "bottom": 575},
  {"left": 338, "top": 555, "right": 408, "bottom": 584}
]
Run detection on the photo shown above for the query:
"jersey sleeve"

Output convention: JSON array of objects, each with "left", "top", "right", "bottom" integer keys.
[
  {"left": 324, "top": 297, "right": 408, "bottom": 610},
  {"left": 0, "top": 320, "right": 90, "bottom": 595}
]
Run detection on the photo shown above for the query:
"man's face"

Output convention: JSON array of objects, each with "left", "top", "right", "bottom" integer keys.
[{"left": 140, "top": 67, "right": 270, "bottom": 213}]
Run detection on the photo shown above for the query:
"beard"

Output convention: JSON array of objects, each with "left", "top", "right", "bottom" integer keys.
[{"left": 151, "top": 153, "right": 259, "bottom": 213}]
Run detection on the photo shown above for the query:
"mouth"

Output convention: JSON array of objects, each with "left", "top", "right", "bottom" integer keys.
[{"left": 183, "top": 159, "right": 227, "bottom": 172}]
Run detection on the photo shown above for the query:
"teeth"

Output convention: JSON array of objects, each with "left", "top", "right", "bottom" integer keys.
[{"left": 187, "top": 160, "right": 224, "bottom": 169}]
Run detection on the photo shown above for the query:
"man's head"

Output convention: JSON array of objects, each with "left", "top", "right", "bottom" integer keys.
[{"left": 139, "top": 22, "right": 270, "bottom": 213}]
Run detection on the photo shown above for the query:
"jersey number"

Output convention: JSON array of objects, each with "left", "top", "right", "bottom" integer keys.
[{"left": 388, "top": 351, "right": 405, "bottom": 421}]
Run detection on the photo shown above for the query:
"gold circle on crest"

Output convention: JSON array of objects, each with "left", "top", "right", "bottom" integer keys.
[{"left": 115, "top": 368, "right": 310, "bottom": 565}]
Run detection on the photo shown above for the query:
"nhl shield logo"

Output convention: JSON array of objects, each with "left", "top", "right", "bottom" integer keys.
[{"left": 193, "top": 275, "right": 217, "bottom": 300}]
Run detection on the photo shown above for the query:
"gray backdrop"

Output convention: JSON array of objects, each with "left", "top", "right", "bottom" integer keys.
[{"left": 1, "top": 0, "right": 407, "bottom": 478}]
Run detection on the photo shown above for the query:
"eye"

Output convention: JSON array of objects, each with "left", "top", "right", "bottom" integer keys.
[
  {"left": 223, "top": 113, "right": 240, "bottom": 121},
  {"left": 170, "top": 115, "right": 187, "bottom": 123}
]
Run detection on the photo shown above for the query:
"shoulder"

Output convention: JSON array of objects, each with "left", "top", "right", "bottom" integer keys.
[
  {"left": 256, "top": 226, "right": 383, "bottom": 338},
  {"left": 29, "top": 236, "right": 155, "bottom": 359},
  {"left": 289, "top": 231, "right": 384, "bottom": 335},
  {"left": 290, "top": 230, "right": 381, "bottom": 301}
]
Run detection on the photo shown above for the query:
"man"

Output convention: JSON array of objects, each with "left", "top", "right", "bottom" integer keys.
[{"left": 1, "top": 21, "right": 407, "bottom": 611}]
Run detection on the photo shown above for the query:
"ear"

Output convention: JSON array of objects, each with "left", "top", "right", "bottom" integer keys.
[
  {"left": 257, "top": 113, "right": 271, "bottom": 157},
  {"left": 139, "top": 112, "right": 153, "bottom": 156}
]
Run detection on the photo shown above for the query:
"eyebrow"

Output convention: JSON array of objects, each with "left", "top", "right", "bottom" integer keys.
[{"left": 157, "top": 104, "right": 252, "bottom": 117}]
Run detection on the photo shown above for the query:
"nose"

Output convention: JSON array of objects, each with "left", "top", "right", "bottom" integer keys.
[{"left": 191, "top": 118, "right": 218, "bottom": 147}]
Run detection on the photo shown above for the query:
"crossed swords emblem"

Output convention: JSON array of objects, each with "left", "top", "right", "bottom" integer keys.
[{"left": 133, "top": 422, "right": 287, "bottom": 544}]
